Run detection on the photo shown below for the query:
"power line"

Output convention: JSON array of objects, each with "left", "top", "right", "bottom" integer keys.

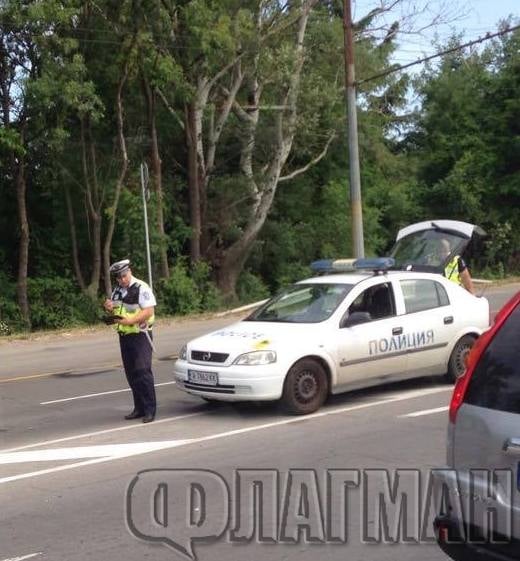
[{"left": 357, "top": 23, "right": 520, "bottom": 86}]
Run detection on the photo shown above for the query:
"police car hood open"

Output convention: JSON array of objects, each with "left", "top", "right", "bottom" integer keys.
[{"left": 389, "top": 219, "right": 486, "bottom": 274}]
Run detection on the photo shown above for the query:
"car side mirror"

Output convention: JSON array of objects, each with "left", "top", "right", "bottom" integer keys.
[{"left": 341, "top": 311, "right": 372, "bottom": 328}]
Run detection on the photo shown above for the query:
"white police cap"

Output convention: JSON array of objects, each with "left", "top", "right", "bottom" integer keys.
[{"left": 109, "top": 259, "right": 131, "bottom": 276}]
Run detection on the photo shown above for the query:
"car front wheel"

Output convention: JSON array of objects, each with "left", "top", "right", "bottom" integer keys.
[
  {"left": 447, "top": 334, "right": 476, "bottom": 382},
  {"left": 281, "top": 359, "right": 328, "bottom": 415}
]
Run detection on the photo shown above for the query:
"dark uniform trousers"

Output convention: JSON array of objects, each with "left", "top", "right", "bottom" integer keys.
[{"left": 119, "top": 331, "right": 156, "bottom": 416}]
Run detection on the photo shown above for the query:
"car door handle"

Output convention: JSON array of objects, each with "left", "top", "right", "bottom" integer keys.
[
  {"left": 503, "top": 439, "right": 520, "bottom": 456},
  {"left": 392, "top": 327, "right": 403, "bottom": 335},
  {"left": 444, "top": 316, "right": 454, "bottom": 324}
]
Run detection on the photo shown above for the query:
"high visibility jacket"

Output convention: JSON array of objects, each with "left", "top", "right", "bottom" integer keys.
[
  {"left": 444, "top": 256, "right": 461, "bottom": 286},
  {"left": 111, "top": 277, "right": 155, "bottom": 335}
]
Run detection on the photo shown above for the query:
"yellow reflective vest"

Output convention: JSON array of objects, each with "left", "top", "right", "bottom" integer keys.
[
  {"left": 111, "top": 278, "right": 155, "bottom": 335},
  {"left": 444, "top": 256, "right": 461, "bottom": 286}
]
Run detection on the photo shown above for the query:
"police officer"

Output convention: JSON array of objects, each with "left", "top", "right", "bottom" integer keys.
[
  {"left": 104, "top": 259, "right": 157, "bottom": 423},
  {"left": 439, "top": 239, "right": 475, "bottom": 294}
]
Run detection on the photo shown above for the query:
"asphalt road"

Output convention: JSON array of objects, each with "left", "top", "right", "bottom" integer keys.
[{"left": 0, "top": 283, "right": 517, "bottom": 561}]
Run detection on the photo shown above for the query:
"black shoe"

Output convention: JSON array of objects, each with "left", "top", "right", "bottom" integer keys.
[
  {"left": 142, "top": 414, "right": 155, "bottom": 423},
  {"left": 124, "top": 410, "right": 144, "bottom": 420}
]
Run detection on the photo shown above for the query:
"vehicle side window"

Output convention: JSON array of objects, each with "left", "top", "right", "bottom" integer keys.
[
  {"left": 435, "top": 282, "right": 450, "bottom": 306},
  {"left": 400, "top": 279, "right": 447, "bottom": 313},
  {"left": 464, "top": 305, "right": 520, "bottom": 414},
  {"left": 347, "top": 283, "right": 395, "bottom": 321}
]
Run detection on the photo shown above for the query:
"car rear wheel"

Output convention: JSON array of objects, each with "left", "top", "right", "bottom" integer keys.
[
  {"left": 281, "top": 359, "right": 328, "bottom": 415},
  {"left": 447, "top": 334, "right": 476, "bottom": 382}
]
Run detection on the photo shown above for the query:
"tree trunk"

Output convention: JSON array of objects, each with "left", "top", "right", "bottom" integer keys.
[
  {"left": 215, "top": 261, "right": 243, "bottom": 302},
  {"left": 14, "top": 145, "right": 30, "bottom": 328},
  {"left": 142, "top": 77, "right": 169, "bottom": 278},
  {"left": 103, "top": 61, "right": 130, "bottom": 296},
  {"left": 80, "top": 117, "right": 102, "bottom": 300},
  {"left": 64, "top": 182, "right": 86, "bottom": 291},
  {"left": 215, "top": 242, "right": 254, "bottom": 302},
  {"left": 186, "top": 101, "right": 201, "bottom": 263},
  {"left": 1, "top": 38, "right": 30, "bottom": 326},
  {"left": 88, "top": 121, "right": 103, "bottom": 297}
]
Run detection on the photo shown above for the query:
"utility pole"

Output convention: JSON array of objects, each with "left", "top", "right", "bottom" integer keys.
[{"left": 343, "top": 0, "right": 364, "bottom": 258}]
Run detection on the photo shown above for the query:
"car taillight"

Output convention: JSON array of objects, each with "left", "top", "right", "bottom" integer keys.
[{"left": 449, "top": 292, "right": 520, "bottom": 424}]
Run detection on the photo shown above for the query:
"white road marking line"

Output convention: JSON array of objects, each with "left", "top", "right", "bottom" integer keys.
[
  {"left": 400, "top": 405, "right": 449, "bottom": 418},
  {"left": 0, "top": 411, "right": 204, "bottom": 454},
  {"left": 0, "top": 441, "right": 191, "bottom": 464},
  {"left": 41, "top": 388, "right": 131, "bottom": 404},
  {"left": 40, "top": 381, "right": 176, "bottom": 405},
  {"left": 0, "top": 386, "right": 451, "bottom": 485},
  {"left": 1, "top": 554, "right": 42, "bottom": 561}
]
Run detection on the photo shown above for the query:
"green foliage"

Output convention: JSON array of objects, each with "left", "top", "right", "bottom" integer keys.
[
  {"left": 255, "top": 110, "right": 420, "bottom": 290},
  {"left": 27, "top": 278, "right": 100, "bottom": 331},
  {"left": 0, "top": 127, "right": 25, "bottom": 155},
  {"left": 0, "top": 274, "right": 99, "bottom": 333},
  {"left": 256, "top": 174, "right": 350, "bottom": 291},
  {"left": 0, "top": 0, "right": 518, "bottom": 334},
  {"left": 0, "top": 273, "right": 23, "bottom": 333},
  {"left": 157, "top": 263, "right": 201, "bottom": 315},
  {"left": 112, "top": 186, "right": 178, "bottom": 276},
  {"left": 408, "top": 28, "right": 520, "bottom": 271},
  {"left": 191, "top": 261, "right": 222, "bottom": 311},
  {"left": 157, "top": 260, "right": 221, "bottom": 315},
  {"left": 236, "top": 271, "right": 271, "bottom": 304},
  {"left": 481, "top": 222, "right": 514, "bottom": 276},
  {"left": 0, "top": 320, "right": 10, "bottom": 336}
]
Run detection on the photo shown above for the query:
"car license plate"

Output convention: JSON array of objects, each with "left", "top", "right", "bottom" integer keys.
[{"left": 188, "top": 370, "right": 218, "bottom": 386}]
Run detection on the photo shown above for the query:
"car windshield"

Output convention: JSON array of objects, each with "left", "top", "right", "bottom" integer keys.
[
  {"left": 390, "top": 229, "right": 467, "bottom": 269},
  {"left": 247, "top": 283, "right": 353, "bottom": 323}
]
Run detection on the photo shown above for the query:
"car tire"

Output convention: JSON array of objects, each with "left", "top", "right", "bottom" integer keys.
[
  {"left": 281, "top": 359, "right": 328, "bottom": 415},
  {"left": 447, "top": 334, "right": 476, "bottom": 383}
]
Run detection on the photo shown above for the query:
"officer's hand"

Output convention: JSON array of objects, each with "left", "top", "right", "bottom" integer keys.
[
  {"left": 116, "top": 317, "right": 132, "bottom": 326},
  {"left": 103, "top": 299, "right": 113, "bottom": 313},
  {"left": 103, "top": 314, "right": 123, "bottom": 325}
]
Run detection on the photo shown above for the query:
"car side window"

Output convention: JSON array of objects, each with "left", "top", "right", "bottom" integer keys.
[
  {"left": 400, "top": 279, "right": 448, "bottom": 314},
  {"left": 464, "top": 304, "right": 520, "bottom": 414},
  {"left": 435, "top": 282, "right": 450, "bottom": 306},
  {"left": 347, "top": 283, "right": 395, "bottom": 321}
]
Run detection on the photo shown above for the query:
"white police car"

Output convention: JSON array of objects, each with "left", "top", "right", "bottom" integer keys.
[{"left": 174, "top": 220, "right": 490, "bottom": 414}]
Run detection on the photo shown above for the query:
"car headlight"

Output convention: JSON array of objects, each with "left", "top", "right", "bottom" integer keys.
[
  {"left": 179, "top": 344, "right": 187, "bottom": 361},
  {"left": 233, "top": 350, "right": 277, "bottom": 365}
]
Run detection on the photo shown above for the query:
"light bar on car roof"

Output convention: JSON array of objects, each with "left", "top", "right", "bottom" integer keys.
[
  {"left": 353, "top": 257, "right": 395, "bottom": 271},
  {"left": 310, "top": 258, "right": 356, "bottom": 273}
]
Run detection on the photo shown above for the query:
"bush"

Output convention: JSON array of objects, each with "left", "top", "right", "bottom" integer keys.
[
  {"left": 27, "top": 277, "right": 100, "bottom": 330},
  {"left": 0, "top": 273, "right": 25, "bottom": 333},
  {"left": 482, "top": 222, "right": 513, "bottom": 272},
  {"left": 273, "top": 263, "right": 311, "bottom": 290},
  {"left": 191, "top": 261, "right": 222, "bottom": 311},
  {"left": 237, "top": 271, "right": 270, "bottom": 304},
  {"left": 0, "top": 275, "right": 100, "bottom": 333},
  {"left": 157, "top": 260, "right": 222, "bottom": 315}
]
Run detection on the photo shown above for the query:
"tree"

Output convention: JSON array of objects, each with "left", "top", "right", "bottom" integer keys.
[
  {"left": 406, "top": 22, "right": 520, "bottom": 271},
  {"left": 0, "top": 2, "right": 49, "bottom": 327},
  {"left": 149, "top": 0, "right": 345, "bottom": 297}
]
